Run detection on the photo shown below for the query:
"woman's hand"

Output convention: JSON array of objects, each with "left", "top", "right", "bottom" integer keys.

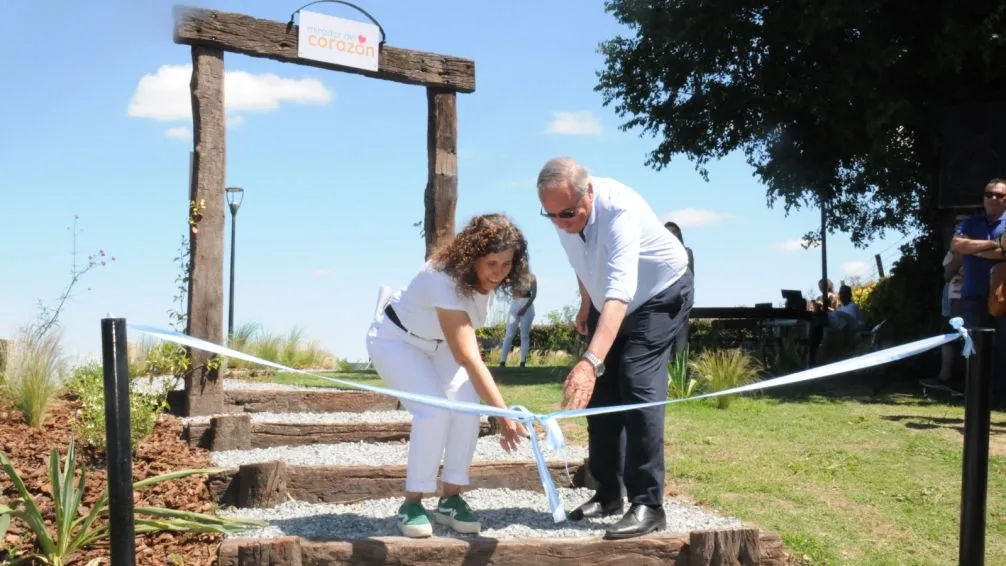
[{"left": 498, "top": 417, "right": 528, "bottom": 453}]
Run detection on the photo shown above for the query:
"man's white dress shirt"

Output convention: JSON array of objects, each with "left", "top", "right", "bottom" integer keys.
[{"left": 555, "top": 176, "right": 690, "bottom": 314}]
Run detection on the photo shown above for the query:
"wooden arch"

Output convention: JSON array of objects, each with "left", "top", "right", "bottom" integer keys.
[{"left": 173, "top": 5, "right": 474, "bottom": 415}]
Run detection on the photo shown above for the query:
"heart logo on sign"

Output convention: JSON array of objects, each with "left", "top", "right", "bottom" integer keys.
[{"left": 358, "top": 35, "right": 367, "bottom": 44}]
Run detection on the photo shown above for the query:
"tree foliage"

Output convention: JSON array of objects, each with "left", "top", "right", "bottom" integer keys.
[{"left": 596, "top": 0, "right": 1006, "bottom": 245}]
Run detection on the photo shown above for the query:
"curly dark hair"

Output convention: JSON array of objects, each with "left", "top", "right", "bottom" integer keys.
[{"left": 429, "top": 213, "right": 530, "bottom": 299}]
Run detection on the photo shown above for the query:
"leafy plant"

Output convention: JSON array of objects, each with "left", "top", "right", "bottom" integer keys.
[
  {"left": 0, "top": 437, "right": 264, "bottom": 565},
  {"left": 168, "top": 233, "right": 191, "bottom": 333},
  {"left": 1, "top": 327, "right": 67, "bottom": 427},
  {"left": 65, "top": 362, "right": 169, "bottom": 452},
  {"left": 690, "top": 348, "right": 762, "bottom": 409},
  {"left": 668, "top": 346, "right": 698, "bottom": 399},
  {"left": 142, "top": 341, "right": 192, "bottom": 378}
]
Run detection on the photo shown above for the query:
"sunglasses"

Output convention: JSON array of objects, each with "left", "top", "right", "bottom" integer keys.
[
  {"left": 540, "top": 193, "right": 585, "bottom": 219},
  {"left": 540, "top": 206, "right": 578, "bottom": 219},
  {"left": 985, "top": 192, "right": 1006, "bottom": 200}
]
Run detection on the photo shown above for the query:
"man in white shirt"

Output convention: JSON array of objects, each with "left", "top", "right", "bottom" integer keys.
[{"left": 537, "top": 156, "right": 693, "bottom": 540}]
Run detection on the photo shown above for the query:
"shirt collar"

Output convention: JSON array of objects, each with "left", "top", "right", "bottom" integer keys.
[{"left": 582, "top": 180, "right": 598, "bottom": 235}]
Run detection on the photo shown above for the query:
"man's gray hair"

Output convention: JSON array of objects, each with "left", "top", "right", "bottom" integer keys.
[{"left": 537, "top": 157, "right": 590, "bottom": 196}]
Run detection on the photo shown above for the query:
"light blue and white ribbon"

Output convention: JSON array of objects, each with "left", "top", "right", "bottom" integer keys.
[{"left": 128, "top": 317, "right": 973, "bottom": 524}]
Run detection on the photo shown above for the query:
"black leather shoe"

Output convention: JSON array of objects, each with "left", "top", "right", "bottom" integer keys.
[
  {"left": 603, "top": 503, "right": 667, "bottom": 539},
  {"left": 568, "top": 494, "right": 624, "bottom": 521}
]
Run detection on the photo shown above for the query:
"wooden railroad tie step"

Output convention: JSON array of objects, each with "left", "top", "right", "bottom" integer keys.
[
  {"left": 168, "top": 388, "right": 401, "bottom": 415},
  {"left": 185, "top": 413, "right": 497, "bottom": 450},
  {"left": 217, "top": 529, "right": 789, "bottom": 566},
  {"left": 209, "top": 460, "right": 590, "bottom": 508}
]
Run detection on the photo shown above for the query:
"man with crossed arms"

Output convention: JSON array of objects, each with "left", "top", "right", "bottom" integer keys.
[{"left": 536, "top": 156, "right": 693, "bottom": 539}]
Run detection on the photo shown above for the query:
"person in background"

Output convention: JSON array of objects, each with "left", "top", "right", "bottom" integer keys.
[
  {"left": 499, "top": 271, "right": 537, "bottom": 367},
  {"left": 828, "top": 284, "right": 861, "bottom": 332},
  {"left": 922, "top": 237, "right": 965, "bottom": 391},
  {"left": 663, "top": 221, "right": 694, "bottom": 275},
  {"left": 664, "top": 221, "right": 693, "bottom": 358},
  {"left": 952, "top": 178, "right": 1006, "bottom": 408},
  {"left": 809, "top": 279, "right": 839, "bottom": 365},
  {"left": 949, "top": 178, "right": 1006, "bottom": 410}
]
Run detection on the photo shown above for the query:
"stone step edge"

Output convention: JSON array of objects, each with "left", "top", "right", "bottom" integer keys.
[
  {"left": 168, "top": 388, "right": 401, "bottom": 415},
  {"left": 208, "top": 459, "right": 594, "bottom": 509},
  {"left": 217, "top": 528, "right": 790, "bottom": 566},
  {"left": 185, "top": 413, "right": 498, "bottom": 451}
]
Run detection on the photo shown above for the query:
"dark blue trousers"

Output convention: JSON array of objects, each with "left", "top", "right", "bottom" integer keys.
[{"left": 585, "top": 270, "right": 694, "bottom": 506}]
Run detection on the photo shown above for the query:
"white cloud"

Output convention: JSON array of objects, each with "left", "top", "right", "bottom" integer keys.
[
  {"left": 127, "top": 64, "right": 333, "bottom": 123},
  {"left": 842, "top": 261, "right": 872, "bottom": 279},
  {"left": 771, "top": 238, "right": 819, "bottom": 252},
  {"left": 311, "top": 268, "right": 332, "bottom": 278},
  {"left": 227, "top": 115, "right": 245, "bottom": 128},
  {"left": 165, "top": 126, "right": 191, "bottom": 140},
  {"left": 545, "top": 111, "right": 602, "bottom": 136},
  {"left": 661, "top": 208, "right": 731, "bottom": 228}
]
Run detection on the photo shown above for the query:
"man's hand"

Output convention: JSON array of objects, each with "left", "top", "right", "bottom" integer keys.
[{"left": 562, "top": 360, "right": 597, "bottom": 410}]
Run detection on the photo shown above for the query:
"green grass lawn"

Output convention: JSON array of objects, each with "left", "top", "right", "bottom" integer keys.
[{"left": 265, "top": 366, "right": 1005, "bottom": 566}]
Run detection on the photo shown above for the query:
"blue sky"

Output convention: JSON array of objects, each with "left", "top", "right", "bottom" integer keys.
[{"left": 0, "top": 0, "right": 908, "bottom": 363}]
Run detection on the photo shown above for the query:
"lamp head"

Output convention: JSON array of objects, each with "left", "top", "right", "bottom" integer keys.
[{"left": 225, "top": 186, "right": 244, "bottom": 213}]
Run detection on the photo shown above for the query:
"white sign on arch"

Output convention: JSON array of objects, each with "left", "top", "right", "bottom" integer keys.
[{"left": 298, "top": 10, "right": 380, "bottom": 72}]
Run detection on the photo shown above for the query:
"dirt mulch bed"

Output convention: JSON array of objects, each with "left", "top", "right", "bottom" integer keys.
[{"left": 0, "top": 396, "right": 221, "bottom": 565}]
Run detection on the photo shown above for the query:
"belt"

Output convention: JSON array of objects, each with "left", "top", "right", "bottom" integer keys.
[{"left": 384, "top": 304, "right": 444, "bottom": 343}]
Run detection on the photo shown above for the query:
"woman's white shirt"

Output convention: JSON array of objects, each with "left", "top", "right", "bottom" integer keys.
[{"left": 387, "top": 262, "right": 491, "bottom": 340}]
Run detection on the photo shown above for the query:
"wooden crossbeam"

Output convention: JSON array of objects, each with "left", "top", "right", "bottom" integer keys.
[{"left": 173, "top": 5, "right": 476, "bottom": 92}]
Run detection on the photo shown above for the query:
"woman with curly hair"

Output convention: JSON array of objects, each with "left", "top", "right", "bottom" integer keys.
[{"left": 366, "top": 213, "right": 530, "bottom": 538}]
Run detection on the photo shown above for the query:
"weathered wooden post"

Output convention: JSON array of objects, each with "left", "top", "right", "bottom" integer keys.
[
  {"left": 184, "top": 44, "right": 227, "bottom": 416},
  {"left": 424, "top": 88, "right": 458, "bottom": 258}
]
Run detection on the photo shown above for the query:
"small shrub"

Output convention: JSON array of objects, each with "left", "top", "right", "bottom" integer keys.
[
  {"left": 668, "top": 346, "right": 699, "bottom": 399},
  {"left": 484, "top": 347, "right": 577, "bottom": 367},
  {"left": 65, "top": 361, "right": 169, "bottom": 452},
  {"left": 143, "top": 341, "right": 192, "bottom": 377},
  {"left": 225, "top": 323, "right": 337, "bottom": 370},
  {"left": 1, "top": 328, "right": 67, "bottom": 427},
  {"left": 476, "top": 323, "right": 587, "bottom": 362},
  {"left": 127, "top": 336, "right": 159, "bottom": 378},
  {"left": 690, "top": 348, "right": 761, "bottom": 409}
]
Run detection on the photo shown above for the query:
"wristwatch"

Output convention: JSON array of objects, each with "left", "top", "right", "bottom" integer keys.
[{"left": 582, "top": 351, "right": 605, "bottom": 377}]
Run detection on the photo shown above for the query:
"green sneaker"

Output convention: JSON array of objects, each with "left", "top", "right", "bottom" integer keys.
[
  {"left": 397, "top": 501, "right": 432, "bottom": 538},
  {"left": 434, "top": 494, "right": 481, "bottom": 534}
]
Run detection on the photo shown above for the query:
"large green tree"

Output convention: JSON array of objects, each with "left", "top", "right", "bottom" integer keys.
[{"left": 596, "top": 0, "right": 1006, "bottom": 246}]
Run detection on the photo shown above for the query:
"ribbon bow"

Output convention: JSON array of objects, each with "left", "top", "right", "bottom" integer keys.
[{"left": 949, "top": 316, "right": 975, "bottom": 358}]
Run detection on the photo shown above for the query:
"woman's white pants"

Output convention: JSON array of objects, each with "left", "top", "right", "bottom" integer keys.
[
  {"left": 500, "top": 298, "right": 534, "bottom": 364},
  {"left": 365, "top": 320, "right": 481, "bottom": 493}
]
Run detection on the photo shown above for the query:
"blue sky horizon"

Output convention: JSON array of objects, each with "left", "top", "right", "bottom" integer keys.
[{"left": 0, "top": 0, "right": 910, "bottom": 364}]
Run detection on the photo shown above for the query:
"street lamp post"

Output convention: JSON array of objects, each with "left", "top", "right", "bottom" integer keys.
[{"left": 225, "top": 187, "right": 244, "bottom": 340}]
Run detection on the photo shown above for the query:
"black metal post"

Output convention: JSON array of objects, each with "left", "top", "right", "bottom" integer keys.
[
  {"left": 228, "top": 203, "right": 238, "bottom": 339},
  {"left": 820, "top": 197, "right": 829, "bottom": 308},
  {"left": 874, "top": 253, "right": 885, "bottom": 278},
  {"left": 100, "top": 318, "right": 135, "bottom": 566},
  {"left": 959, "top": 327, "right": 994, "bottom": 566}
]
